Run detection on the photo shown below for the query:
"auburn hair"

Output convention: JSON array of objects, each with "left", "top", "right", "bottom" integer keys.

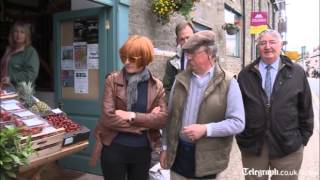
[{"left": 119, "top": 35, "right": 154, "bottom": 68}]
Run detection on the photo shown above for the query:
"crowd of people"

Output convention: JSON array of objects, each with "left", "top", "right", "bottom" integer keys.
[
  {"left": 1, "top": 20, "right": 314, "bottom": 180},
  {"left": 90, "top": 22, "right": 313, "bottom": 180}
]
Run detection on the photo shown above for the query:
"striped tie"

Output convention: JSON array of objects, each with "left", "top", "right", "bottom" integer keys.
[{"left": 265, "top": 65, "right": 272, "bottom": 101}]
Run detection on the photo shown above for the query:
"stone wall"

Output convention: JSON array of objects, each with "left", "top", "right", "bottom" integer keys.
[
  {"left": 129, "top": 0, "right": 281, "bottom": 75},
  {"left": 148, "top": 55, "right": 170, "bottom": 81}
]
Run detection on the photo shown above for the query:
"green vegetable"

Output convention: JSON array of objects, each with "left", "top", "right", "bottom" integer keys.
[{"left": 0, "top": 126, "right": 34, "bottom": 180}]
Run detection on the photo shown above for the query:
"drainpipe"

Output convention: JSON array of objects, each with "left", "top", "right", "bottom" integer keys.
[{"left": 242, "top": 0, "right": 246, "bottom": 69}]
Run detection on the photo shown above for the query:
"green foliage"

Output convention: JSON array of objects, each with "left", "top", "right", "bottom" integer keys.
[
  {"left": 151, "top": 0, "right": 200, "bottom": 24},
  {"left": 0, "top": 126, "right": 34, "bottom": 180},
  {"left": 222, "top": 23, "right": 240, "bottom": 31},
  {"left": 222, "top": 23, "right": 240, "bottom": 35},
  {"left": 152, "top": 0, "right": 177, "bottom": 24},
  {"left": 176, "top": 0, "right": 198, "bottom": 18}
]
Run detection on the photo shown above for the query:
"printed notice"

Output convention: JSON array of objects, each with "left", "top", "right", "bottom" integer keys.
[
  {"left": 74, "top": 42, "right": 87, "bottom": 69},
  {"left": 74, "top": 20, "right": 86, "bottom": 42},
  {"left": 14, "top": 110, "right": 35, "bottom": 117},
  {"left": 22, "top": 118, "right": 45, "bottom": 127},
  {"left": 86, "top": 18, "right": 98, "bottom": 43},
  {"left": 1, "top": 104, "right": 21, "bottom": 111},
  {"left": 61, "top": 46, "right": 74, "bottom": 70},
  {"left": 74, "top": 70, "right": 88, "bottom": 93},
  {"left": 62, "top": 70, "right": 74, "bottom": 87},
  {"left": 87, "top": 44, "right": 99, "bottom": 69},
  {"left": 51, "top": 108, "right": 63, "bottom": 114},
  {"left": 1, "top": 99, "right": 19, "bottom": 105}
]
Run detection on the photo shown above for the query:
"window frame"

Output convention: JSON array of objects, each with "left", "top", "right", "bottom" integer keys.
[{"left": 224, "top": 6, "right": 241, "bottom": 58}]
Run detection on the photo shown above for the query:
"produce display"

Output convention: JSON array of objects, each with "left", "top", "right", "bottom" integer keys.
[
  {"left": 0, "top": 85, "right": 17, "bottom": 99},
  {"left": 1, "top": 81, "right": 90, "bottom": 149},
  {"left": 0, "top": 101, "right": 46, "bottom": 135},
  {"left": 16, "top": 82, "right": 51, "bottom": 114},
  {"left": 0, "top": 110, "right": 12, "bottom": 121},
  {"left": 43, "top": 114, "right": 81, "bottom": 133},
  {"left": 1, "top": 81, "right": 90, "bottom": 169}
]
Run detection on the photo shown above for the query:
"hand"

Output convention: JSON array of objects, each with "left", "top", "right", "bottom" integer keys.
[
  {"left": 151, "top": 106, "right": 161, "bottom": 114},
  {"left": 182, "top": 124, "right": 207, "bottom": 142},
  {"left": 115, "top": 110, "right": 135, "bottom": 122},
  {"left": 160, "top": 150, "right": 169, "bottom": 169}
]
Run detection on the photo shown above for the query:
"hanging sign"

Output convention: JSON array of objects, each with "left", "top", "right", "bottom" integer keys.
[{"left": 250, "top": 12, "right": 268, "bottom": 35}]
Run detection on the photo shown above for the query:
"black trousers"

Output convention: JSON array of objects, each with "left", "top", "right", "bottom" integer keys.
[{"left": 100, "top": 142, "right": 151, "bottom": 180}]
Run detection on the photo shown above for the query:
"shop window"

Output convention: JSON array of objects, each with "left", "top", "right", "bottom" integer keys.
[{"left": 224, "top": 8, "right": 240, "bottom": 57}]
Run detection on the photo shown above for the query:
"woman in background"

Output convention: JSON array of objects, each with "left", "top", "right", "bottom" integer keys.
[
  {"left": 0, "top": 21, "right": 39, "bottom": 87},
  {"left": 91, "top": 35, "right": 168, "bottom": 180}
]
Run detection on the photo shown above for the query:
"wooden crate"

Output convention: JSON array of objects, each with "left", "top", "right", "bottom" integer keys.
[{"left": 21, "top": 128, "right": 65, "bottom": 162}]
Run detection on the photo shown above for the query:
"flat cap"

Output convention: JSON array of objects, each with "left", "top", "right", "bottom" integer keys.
[{"left": 182, "top": 30, "right": 216, "bottom": 50}]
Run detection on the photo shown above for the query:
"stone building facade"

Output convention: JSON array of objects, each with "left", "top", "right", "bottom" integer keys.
[{"left": 129, "top": 0, "right": 286, "bottom": 78}]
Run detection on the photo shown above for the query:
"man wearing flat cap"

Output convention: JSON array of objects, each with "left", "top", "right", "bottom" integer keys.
[{"left": 160, "top": 30, "right": 245, "bottom": 179}]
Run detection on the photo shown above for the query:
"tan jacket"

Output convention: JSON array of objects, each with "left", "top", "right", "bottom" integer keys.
[{"left": 90, "top": 69, "right": 168, "bottom": 166}]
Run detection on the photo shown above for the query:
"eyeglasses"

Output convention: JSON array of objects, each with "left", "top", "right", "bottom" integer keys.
[{"left": 120, "top": 55, "right": 141, "bottom": 63}]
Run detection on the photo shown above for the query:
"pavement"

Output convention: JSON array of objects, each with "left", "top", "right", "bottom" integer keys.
[
  {"left": 37, "top": 88, "right": 319, "bottom": 180},
  {"left": 219, "top": 91, "right": 319, "bottom": 180}
]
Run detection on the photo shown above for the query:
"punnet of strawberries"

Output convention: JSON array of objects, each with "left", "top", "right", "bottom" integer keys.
[{"left": 43, "top": 113, "right": 81, "bottom": 133}]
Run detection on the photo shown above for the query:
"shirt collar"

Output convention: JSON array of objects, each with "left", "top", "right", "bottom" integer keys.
[
  {"left": 192, "top": 65, "right": 215, "bottom": 79},
  {"left": 260, "top": 57, "right": 280, "bottom": 70}
]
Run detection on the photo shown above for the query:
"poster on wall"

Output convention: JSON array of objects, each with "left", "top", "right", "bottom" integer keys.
[
  {"left": 87, "top": 44, "right": 99, "bottom": 69},
  {"left": 74, "top": 70, "right": 88, "bottom": 93},
  {"left": 74, "top": 42, "right": 87, "bottom": 69},
  {"left": 74, "top": 18, "right": 98, "bottom": 43},
  {"left": 86, "top": 18, "right": 98, "bottom": 44},
  {"left": 61, "top": 70, "right": 74, "bottom": 87},
  {"left": 61, "top": 46, "right": 74, "bottom": 70},
  {"left": 74, "top": 20, "right": 87, "bottom": 42}
]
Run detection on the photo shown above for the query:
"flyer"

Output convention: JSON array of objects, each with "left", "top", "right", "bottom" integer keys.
[
  {"left": 86, "top": 18, "right": 98, "bottom": 44},
  {"left": 61, "top": 46, "right": 74, "bottom": 70},
  {"left": 74, "top": 20, "right": 87, "bottom": 42},
  {"left": 61, "top": 70, "right": 74, "bottom": 87},
  {"left": 74, "top": 70, "right": 88, "bottom": 93},
  {"left": 74, "top": 42, "right": 87, "bottom": 69},
  {"left": 87, "top": 44, "right": 99, "bottom": 69}
]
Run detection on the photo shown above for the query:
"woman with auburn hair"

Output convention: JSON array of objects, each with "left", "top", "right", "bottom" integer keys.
[
  {"left": 0, "top": 21, "right": 39, "bottom": 87},
  {"left": 91, "top": 35, "right": 168, "bottom": 180}
]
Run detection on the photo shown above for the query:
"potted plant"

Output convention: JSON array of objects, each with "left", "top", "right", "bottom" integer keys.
[
  {"left": 151, "top": 0, "right": 177, "bottom": 24},
  {"left": 222, "top": 23, "right": 240, "bottom": 35},
  {"left": 151, "top": 0, "right": 200, "bottom": 24},
  {"left": 0, "top": 126, "right": 34, "bottom": 180}
]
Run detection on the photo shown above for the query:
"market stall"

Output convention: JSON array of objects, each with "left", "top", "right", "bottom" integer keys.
[
  {"left": 18, "top": 141, "right": 89, "bottom": 180},
  {"left": 0, "top": 82, "right": 90, "bottom": 180}
]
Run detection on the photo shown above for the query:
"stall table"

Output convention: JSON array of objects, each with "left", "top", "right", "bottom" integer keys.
[{"left": 18, "top": 140, "right": 89, "bottom": 180}]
